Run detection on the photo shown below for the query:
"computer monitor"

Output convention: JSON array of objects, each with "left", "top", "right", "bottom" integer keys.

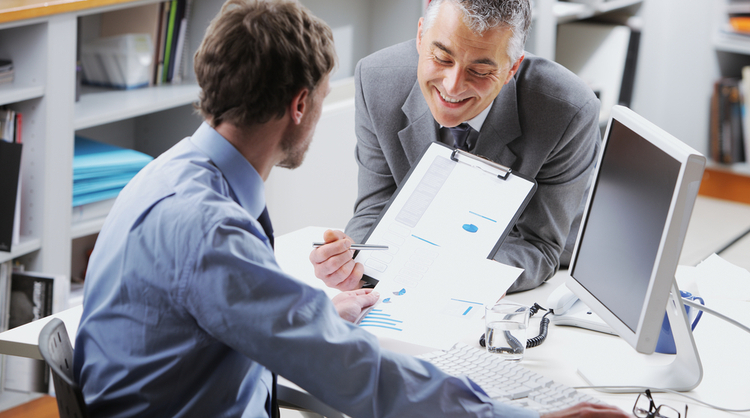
[{"left": 566, "top": 105, "right": 705, "bottom": 392}]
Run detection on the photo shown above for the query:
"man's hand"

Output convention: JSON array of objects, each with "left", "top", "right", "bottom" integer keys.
[
  {"left": 309, "top": 229, "right": 364, "bottom": 291},
  {"left": 331, "top": 288, "right": 379, "bottom": 323},
  {"left": 541, "top": 402, "right": 631, "bottom": 418}
]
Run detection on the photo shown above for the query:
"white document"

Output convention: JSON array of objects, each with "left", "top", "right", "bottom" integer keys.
[
  {"left": 358, "top": 251, "right": 522, "bottom": 350},
  {"left": 354, "top": 142, "right": 535, "bottom": 349},
  {"left": 691, "top": 254, "right": 750, "bottom": 302}
]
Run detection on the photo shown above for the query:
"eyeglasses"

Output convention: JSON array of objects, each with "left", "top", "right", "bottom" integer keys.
[{"left": 633, "top": 389, "right": 687, "bottom": 418}]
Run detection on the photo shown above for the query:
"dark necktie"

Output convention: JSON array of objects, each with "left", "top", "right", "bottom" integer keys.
[
  {"left": 449, "top": 123, "right": 472, "bottom": 151},
  {"left": 257, "top": 206, "right": 275, "bottom": 249},
  {"left": 257, "top": 206, "right": 279, "bottom": 418}
]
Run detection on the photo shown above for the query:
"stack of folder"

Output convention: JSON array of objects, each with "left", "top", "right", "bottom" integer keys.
[{"left": 73, "top": 136, "right": 153, "bottom": 208}]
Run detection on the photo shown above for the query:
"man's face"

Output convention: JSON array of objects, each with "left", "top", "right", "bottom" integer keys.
[
  {"left": 416, "top": 1, "right": 522, "bottom": 128},
  {"left": 278, "top": 76, "right": 331, "bottom": 169}
]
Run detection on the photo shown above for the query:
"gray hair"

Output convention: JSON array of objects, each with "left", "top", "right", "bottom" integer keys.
[{"left": 421, "top": 0, "right": 531, "bottom": 62}]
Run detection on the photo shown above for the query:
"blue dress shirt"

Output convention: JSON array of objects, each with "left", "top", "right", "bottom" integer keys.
[{"left": 74, "top": 122, "right": 538, "bottom": 418}]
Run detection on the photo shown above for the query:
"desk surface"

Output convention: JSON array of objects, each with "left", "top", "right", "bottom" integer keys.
[
  {"left": 2, "top": 195, "right": 750, "bottom": 416},
  {"left": 277, "top": 226, "right": 750, "bottom": 417}
]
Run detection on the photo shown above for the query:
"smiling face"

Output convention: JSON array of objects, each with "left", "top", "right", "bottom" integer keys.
[{"left": 416, "top": 1, "right": 523, "bottom": 128}]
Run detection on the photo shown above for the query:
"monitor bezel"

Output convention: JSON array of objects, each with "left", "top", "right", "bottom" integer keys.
[{"left": 566, "top": 105, "right": 706, "bottom": 354}]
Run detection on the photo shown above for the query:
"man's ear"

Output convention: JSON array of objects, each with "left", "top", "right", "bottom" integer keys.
[
  {"left": 504, "top": 55, "right": 524, "bottom": 85},
  {"left": 289, "top": 88, "right": 310, "bottom": 125},
  {"left": 416, "top": 17, "right": 424, "bottom": 50}
]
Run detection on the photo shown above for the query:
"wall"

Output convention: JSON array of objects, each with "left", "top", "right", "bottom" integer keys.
[
  {"left": 264, "top": 79, "right": 358, "bottom": 236},
  {"left": 631, "top": 0, "right": 719, "bottom": 155}
]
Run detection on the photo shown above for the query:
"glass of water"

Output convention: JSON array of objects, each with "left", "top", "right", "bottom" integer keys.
[{"left": 484, "top": 302, "right": 530, "bottom": 361}]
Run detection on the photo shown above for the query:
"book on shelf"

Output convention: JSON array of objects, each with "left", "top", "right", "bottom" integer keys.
[
  {"left": 4, "top": 270, "right": 54, "bottom": 393},
  {"left": 0, "top": 260, "right": 11, "bottom": 394},
  {"left": 72, "top": 197, "right": 117, "bottom": 224},
  {"left": 0, "top": 140, "right": 22, "bottom": 253},
  {"left": 79, "top": 0, "right": 194, "bottom": 88},
  {"left": 743, "top": 67, "right": 750, "bottom": 164},
  {"left": 709, "top": 77, "right": 747, "bottom": 165},
  {"left": 160, "top": 0, "right": 193, "bottom": 84},
  {"left": 155, "top": 1, "right": 172, "bottom": 86},
  {"left": 171, "top": 0, "right": 192, "bottom": 84},
  {"left": 727, "top": 0, "right": 750, "bottom": 15},
  {"left": 729, "top": 15, "right": 750, "bottom": 34},
  {"left": 0, "top": 109, "right": 17, "bottom": 143},
  {"left": 73, "top": 136, "right": 153, "bottom": 207},
  {"left": 0, "top": 261, "right": 11, "bottom": 332},
  {"left": 1, "top": 107, "right": 24, "bottom": 253},
  {"left": 162, "top": 0, "right": 182, "bottom": 83},
  {"left": 0, "top": 59, "right": 12, "bottom": 85}
]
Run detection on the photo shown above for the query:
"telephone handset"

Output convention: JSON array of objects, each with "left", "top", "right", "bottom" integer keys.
[
  {"left": 479, "top": 303, "right": 552, "bottom": 349},
  {"left": 545, "top": 284, "right": 617, "bottom": 335},
  {"left": 546, "top": 284, "right": 580, "bottom": 315},
  {"left": 479, "top": 285, "right": 617, "bottom": 349}
]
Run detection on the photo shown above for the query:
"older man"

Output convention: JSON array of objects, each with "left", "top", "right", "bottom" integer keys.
[{"left": 312, "top": 0, "right": 600, "bottom": 294}]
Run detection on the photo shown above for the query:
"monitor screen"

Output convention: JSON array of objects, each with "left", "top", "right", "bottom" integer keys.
[
  {"left": 567, "top": 105, "right": 705, "bottom": 355},
  {"left": 571, "top": 119, "right": 680, "bottom": 332}
]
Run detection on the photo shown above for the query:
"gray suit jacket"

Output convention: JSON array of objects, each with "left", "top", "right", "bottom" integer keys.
[{"left": 346, "top": 40, "right": 601, "bottom": 292}]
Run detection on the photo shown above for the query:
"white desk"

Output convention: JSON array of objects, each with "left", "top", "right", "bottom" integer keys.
[
  {"left": 2, "top": 195, "right": 750, "bottom": 416},
  {"left": 0, "top": 304, "right": 81, "bottom": 361},
  {"left": 276, "top": 226, "right": 750, "bottom": 418}
]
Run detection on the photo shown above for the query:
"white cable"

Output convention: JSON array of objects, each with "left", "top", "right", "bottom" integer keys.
[
  {"left": 681, "top": 297, "right": 750, "bottom": 334},
  {"left": 571, "top": 299, "right": 750, "bottom": 413}
]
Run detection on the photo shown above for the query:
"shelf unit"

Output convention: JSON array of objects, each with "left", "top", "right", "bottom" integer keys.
[
  {"left": 0, "top": 19, "right": 50, "bottom": 271},
  {"left": 528, "top": 0, "right": 643, "bottom": 61},
  {"left": 0, "top": 2, "right": 214, "bottom": 327},
  {"left": 704, "top": 0, "right": 750, "bottom": 201}
]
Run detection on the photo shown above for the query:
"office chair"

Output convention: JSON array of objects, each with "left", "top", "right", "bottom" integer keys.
[{"left": 38, "top": 318, "right": 89, "bottom": 418}]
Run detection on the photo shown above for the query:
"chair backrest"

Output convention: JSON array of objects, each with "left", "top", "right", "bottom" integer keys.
[{"left": 38, "top": 317, "right": 89, "bottom": 418}]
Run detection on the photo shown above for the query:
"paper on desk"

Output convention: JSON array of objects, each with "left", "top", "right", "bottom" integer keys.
[
  {"left": 357, "top": 249, "right": 522, "bottom": 350},
  {"left": 689, "top": 253, "right": 750, "bottom": 302}
]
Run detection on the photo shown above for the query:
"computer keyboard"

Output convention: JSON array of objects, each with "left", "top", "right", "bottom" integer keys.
[{"left": 416, "top": 343, "right": 604, "bottom": 414}]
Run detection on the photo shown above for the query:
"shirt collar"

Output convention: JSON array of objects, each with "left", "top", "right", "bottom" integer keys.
[
  {"left": 440, "top": 101, "right": 494, "bottom": 132},
  {"left": 466, "top": 101, "right": 493, "bottom": 132},
  {"left": 190, "top": 122, "right": 266, "bottom": 219}
]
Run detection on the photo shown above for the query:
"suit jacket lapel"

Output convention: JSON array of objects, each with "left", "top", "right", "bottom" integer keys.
[
  {"left": 473, "top": 77, "right": 520, "bottom": 168},
  {"left": 399, "top": 82, "right": 440, "bottom": 171},
  {"left": 397, "top": 77, "right": 520, "bottom": 176}
]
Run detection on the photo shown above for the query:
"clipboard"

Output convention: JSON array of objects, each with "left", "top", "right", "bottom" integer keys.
[{"left": 355, "top": 141, "right": 537, "bottom": 287}]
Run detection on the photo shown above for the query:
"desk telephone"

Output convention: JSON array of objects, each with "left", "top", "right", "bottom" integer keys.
[
  {"left": 479, "top": 285, "right": 615, "bottom": 349},
  {"left": 545, "top": 285, "right": 616, "bottom": 335}
]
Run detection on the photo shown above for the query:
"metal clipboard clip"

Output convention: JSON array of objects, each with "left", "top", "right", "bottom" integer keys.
[{"left": 450, "top": 149, "right": 512, "bottom": 180}]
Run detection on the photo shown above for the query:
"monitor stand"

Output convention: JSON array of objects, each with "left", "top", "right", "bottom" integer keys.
[{"left": 577, "top": 280, "right": 703, "bottom": 393}]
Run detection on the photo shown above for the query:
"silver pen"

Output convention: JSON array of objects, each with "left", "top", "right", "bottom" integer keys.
[{"left": 312, "top": 242, "right": 389, "bottom": 250}]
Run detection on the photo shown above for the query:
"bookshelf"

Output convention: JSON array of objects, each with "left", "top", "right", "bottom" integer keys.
[
  {"left": 74, "top": 84, "right": 200, "bottom": 130},
  {"left": 704, "top": 0, "right": 750, "bottom": 202},
  {"left": 528, "top": 0, "right": 643, "bottom": 60}
]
